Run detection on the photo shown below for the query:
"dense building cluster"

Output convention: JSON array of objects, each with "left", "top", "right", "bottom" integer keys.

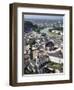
[{"left": 23, "top": 20, "right": 63, "bottom": 74}]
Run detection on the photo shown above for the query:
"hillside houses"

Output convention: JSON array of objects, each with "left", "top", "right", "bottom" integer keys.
[
  {"left": 24, "top": 29, "right": 63, "bottom": 74},
  {"left": 23, "top": 20, "right": 63, "bottom": 74}
]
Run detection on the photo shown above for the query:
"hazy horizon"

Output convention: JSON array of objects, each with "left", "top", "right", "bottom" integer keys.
[{"left": 24, "top": 14, "right": 64, "bottom": 21}]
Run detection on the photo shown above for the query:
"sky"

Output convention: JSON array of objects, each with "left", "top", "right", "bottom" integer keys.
[{"left": 24, "top": 14, "right": 64, "bottom": 20}]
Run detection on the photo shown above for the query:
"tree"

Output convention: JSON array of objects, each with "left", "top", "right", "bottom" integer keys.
[
  {"left": 24, "top": 21, "right": 33, "bottom": 33},
  {"left": 24, "top": 21, "right": 33, "bottom": 27},
  {"left": 49, "top": 29, "right": 52, "bottom": 32},
  {"left": 33, "top": 24, "right": 38, "bottom": 29}
]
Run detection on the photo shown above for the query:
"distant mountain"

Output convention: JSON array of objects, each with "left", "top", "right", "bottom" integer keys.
[{"left": 24, "top": 19, "right": 63, "bottom": 25}]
